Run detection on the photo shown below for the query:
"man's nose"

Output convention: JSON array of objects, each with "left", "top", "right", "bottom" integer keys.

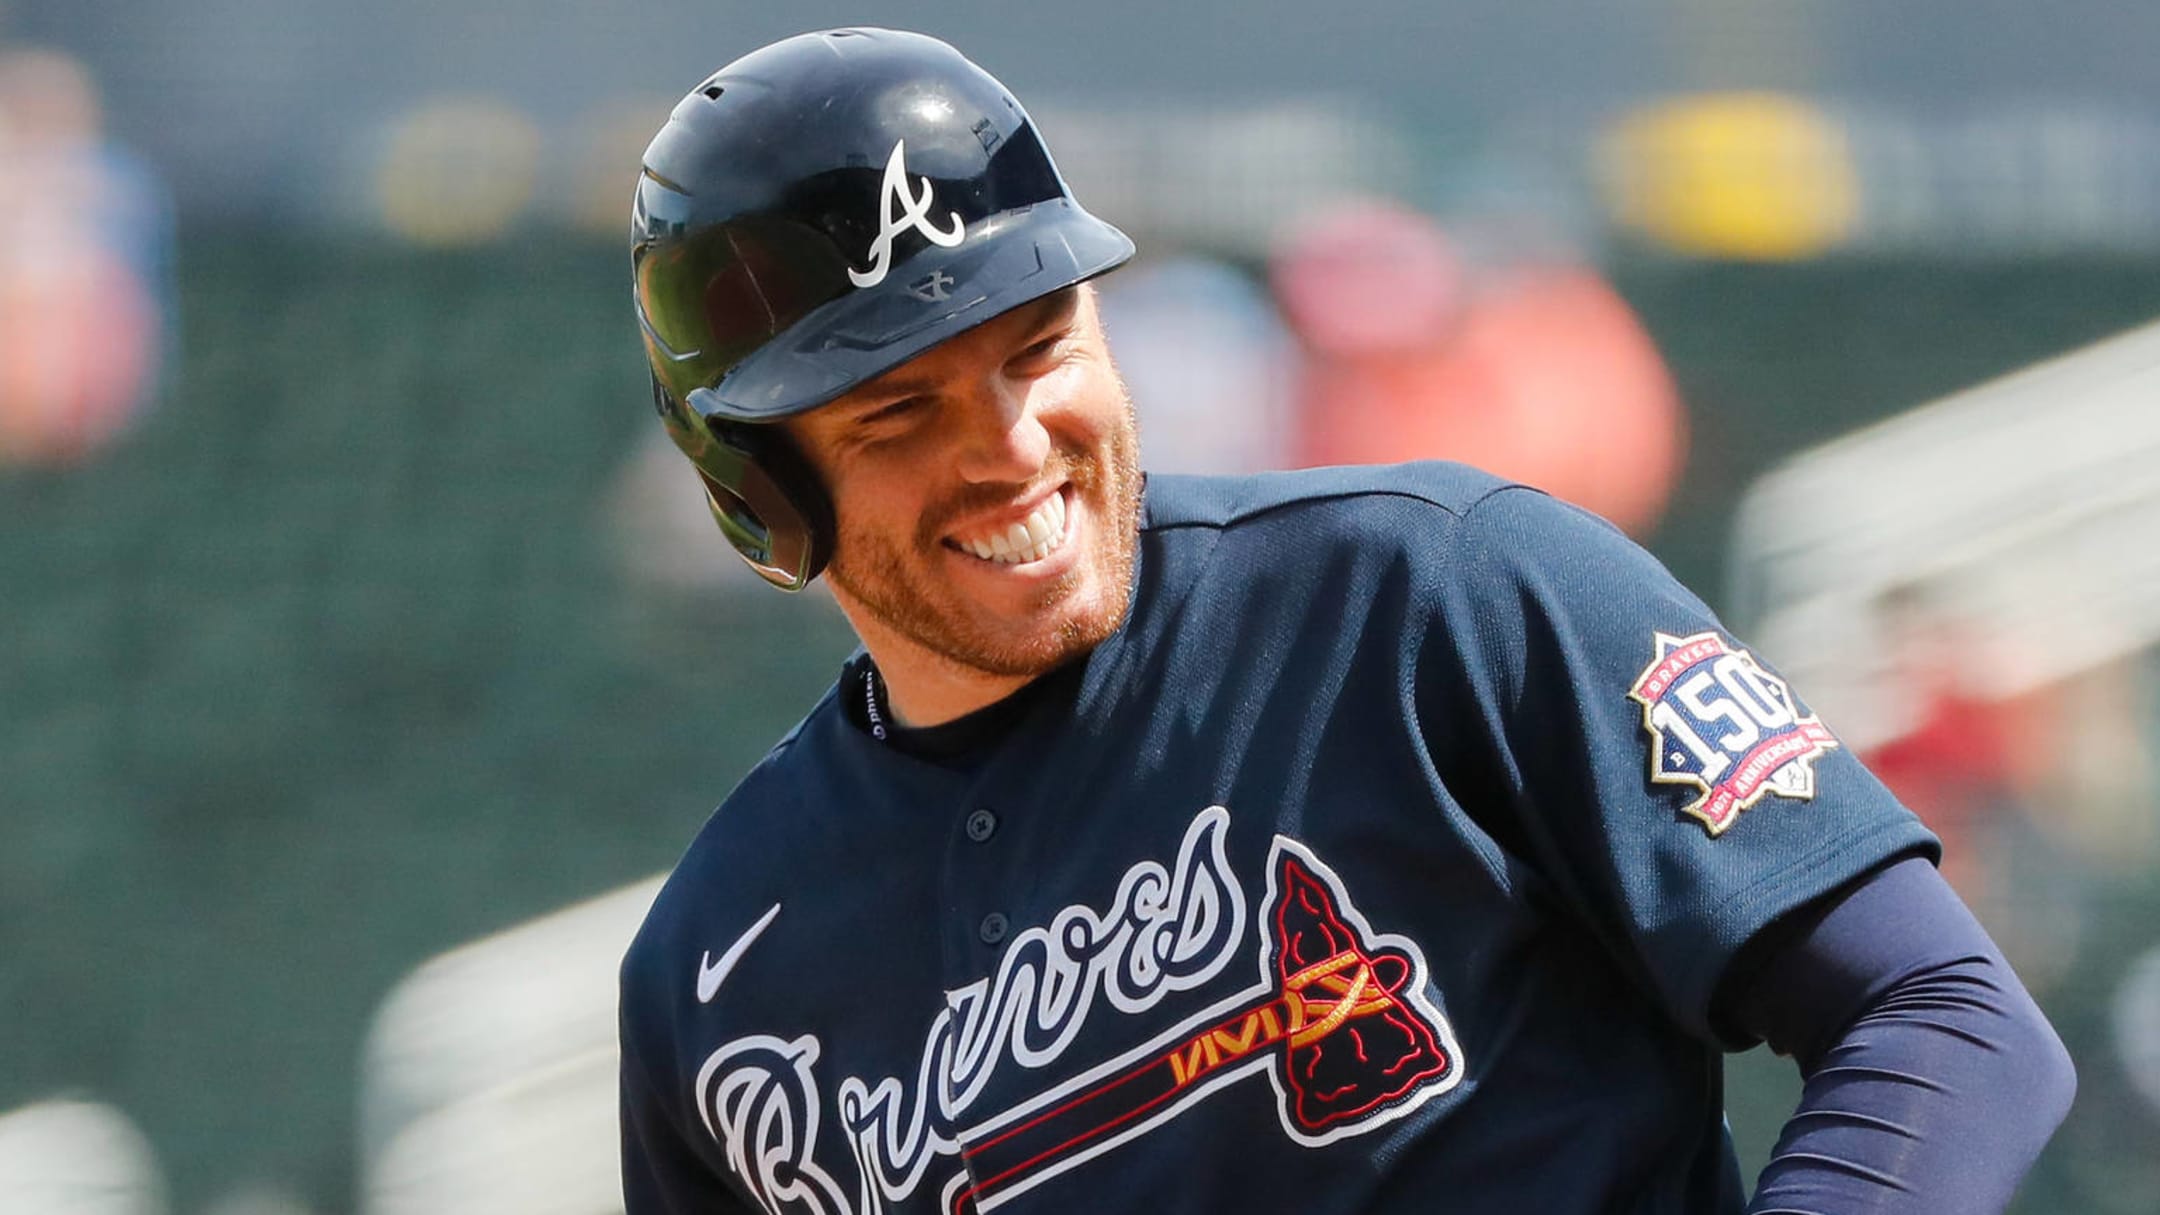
[{"left": 951, "top": 373, "right": 1051, "bottom": 484}]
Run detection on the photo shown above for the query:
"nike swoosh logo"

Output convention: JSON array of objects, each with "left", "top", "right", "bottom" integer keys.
[{"left": 697, "top": 902, "right": 781, "bottom": 1004}]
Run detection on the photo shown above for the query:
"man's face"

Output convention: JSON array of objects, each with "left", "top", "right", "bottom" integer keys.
[{"left": 785, "top": 285, "right": 1142, "bottom": 680}]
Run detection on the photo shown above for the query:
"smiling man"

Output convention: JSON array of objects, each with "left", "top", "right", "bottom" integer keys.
[
  {"left": 782, "top": 286, "right": 1143, "bottom": 724},
  {"left": 619, "top": 28, "right": 2073, "bottom": 1215}
]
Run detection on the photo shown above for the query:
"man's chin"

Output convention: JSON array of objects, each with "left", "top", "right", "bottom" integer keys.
[
  {"left": 922, "top": 590, "right": 1129, "bottom": 681},
  {"left": 831, "top": 452, "right": 1141, "bottom": 682}
]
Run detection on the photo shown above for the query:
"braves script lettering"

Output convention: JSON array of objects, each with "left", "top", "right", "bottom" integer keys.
[
  {"left": 693, "top": 807, "right": 1462, "bottom": 1214},
  {"left": 849, "top": 139, "right": 965, "bottom": 289}
]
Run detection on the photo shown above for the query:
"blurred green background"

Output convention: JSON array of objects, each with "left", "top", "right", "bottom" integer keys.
[
  {"left": 7, "top": 1, "right": 2160, "bottom": 1211},
  {"left": 7, "top": 237, "right": 2159, "bottom": 1209}
]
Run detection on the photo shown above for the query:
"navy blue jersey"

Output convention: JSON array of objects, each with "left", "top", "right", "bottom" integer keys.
[{"left": 619, "top": 463, "right": 1937, "bottom": 1215}]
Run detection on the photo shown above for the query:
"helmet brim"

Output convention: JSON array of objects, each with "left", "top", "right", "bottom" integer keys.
[{"left": 688, "top": 199, "right": 1134, "bottom": 423}]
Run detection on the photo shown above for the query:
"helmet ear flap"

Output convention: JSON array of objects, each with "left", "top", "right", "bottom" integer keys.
[{"left": 653, "top": 376, "right": 836, "bottom": 590}]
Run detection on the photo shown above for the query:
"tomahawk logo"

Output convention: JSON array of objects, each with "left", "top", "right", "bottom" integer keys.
[
  {"left": 943, "top": 840, "right": 1460, "bottom": 1214},
  {"left": 849, "top": 139, "right": 965, "bottom": 289},
  {"left": 694, "top": 809, "right": 1462, "bottom": 1215}
]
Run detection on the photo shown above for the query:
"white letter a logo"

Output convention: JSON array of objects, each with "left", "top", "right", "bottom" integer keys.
[{"left": 849, "top": 139, "right": 966, "bottom": 289}]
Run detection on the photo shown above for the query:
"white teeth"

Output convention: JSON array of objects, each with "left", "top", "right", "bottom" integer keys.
[{"left": 954, "top": 493, "right": 1070, "bottom": 565}]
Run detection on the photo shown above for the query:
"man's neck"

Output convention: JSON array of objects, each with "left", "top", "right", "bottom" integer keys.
[
  {"left": 876, "top": 650, "right": 1032, "bottom": 727},
  {"left": 831, "top": 597, "right": 1032, "bottom": 728}
]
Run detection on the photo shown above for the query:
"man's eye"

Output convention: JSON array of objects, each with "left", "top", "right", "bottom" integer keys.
[
  {"left": 861, "top": 397, "right": 927, "bottom": 426},
  {"left": 1011, "top": 336, "right": 1068, "bottom": 372}
]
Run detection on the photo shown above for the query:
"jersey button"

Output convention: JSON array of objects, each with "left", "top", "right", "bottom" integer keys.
[
  {"left": 964, "top": 808, "right": 998, "bottom": 843},
  {"left": 978, "top": 912, "right": 1010, "bottom": 946}
]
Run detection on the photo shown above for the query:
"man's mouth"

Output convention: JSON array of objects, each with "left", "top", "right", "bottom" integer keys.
[{"left": 948, "top": 489, "right": 1070, "bottom": 565}]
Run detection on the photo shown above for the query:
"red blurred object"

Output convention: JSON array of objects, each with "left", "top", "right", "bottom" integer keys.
[
  {"left": 0, "top": 243, "right": 156, "bottom": 464},
  {"left": 0, "top": 49, "right": 163, "bottom": 467},
  {"left": 1272, "top": 201, "right": 1686, "bottom": 537},
  {"left": 1865, "top": 689, "right": 2018, "bottom": 845}
]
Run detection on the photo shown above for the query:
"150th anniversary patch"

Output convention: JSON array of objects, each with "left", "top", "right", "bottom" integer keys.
[{"left": 1628, "top": 631, "right": 1838, "bottom": 835}]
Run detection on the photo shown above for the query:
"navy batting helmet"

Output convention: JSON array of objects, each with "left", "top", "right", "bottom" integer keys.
[{"left": 632, "top": 28, "right": 1135, "bottom": 589}]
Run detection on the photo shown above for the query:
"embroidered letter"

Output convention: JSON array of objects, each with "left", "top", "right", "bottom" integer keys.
[{"left": 849, "top": 140, "right": 965, "bottom": 289}]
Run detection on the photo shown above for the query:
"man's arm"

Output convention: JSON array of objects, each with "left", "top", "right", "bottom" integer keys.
[{"left": 1719, "top": 856, "right": 2076, "bottom": 1214}]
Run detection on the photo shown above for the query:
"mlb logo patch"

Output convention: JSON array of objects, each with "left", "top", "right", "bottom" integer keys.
[{"left": 1628, "top": 631, "right": 1839, "bottom": 835}]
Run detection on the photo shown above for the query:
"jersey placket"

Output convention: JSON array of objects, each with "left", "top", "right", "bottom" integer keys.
[{"left": 938, "top": 779, "right": 1020, "bottom": 987}]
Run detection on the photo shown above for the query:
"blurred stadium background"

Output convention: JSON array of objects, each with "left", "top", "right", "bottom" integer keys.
[{"left": 5, "top": 1, "right": 2160, "bottom": 1212}]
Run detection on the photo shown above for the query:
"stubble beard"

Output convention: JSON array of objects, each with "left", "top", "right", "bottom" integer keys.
[{"left": 826, "top": 405, "right": 1143, "bottom": 681}]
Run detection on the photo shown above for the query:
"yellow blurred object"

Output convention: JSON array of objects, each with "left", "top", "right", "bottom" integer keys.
[
  {"left": 375, "top": 98, "right": 540, "bottom": 245},
  {"left": 1598, "top": 92, "right": 1858, "bottom": 260}
]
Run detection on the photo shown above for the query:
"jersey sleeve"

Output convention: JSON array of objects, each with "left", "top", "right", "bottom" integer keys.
[{"left": 1425, "top": 484, "right": 1939, "bottom": 1038}]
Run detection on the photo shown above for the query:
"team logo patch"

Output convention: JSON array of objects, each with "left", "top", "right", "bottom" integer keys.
[
  {"left": 850, "top": 138, "right": 965, "bottom": 289},
  {"left": 1629, "top": 631, "right": 1838, "bottom": 835}
]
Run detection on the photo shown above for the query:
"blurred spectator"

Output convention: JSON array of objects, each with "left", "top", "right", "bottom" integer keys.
[
  {"left": 1860, "top": 589, "right": 2160, "bottom": 993},
  {"left": 1270, "top": 200, "right": 1685, "bottom": 538},
  {"left": 1861, "top": 590, "right": 2039, "bottom": 897},
  {"left": 1094, "top": 255, "right": 1294, "bottom": 474},
  {"left": 1865, "top": 588, "right": 2160, "bottom": 865},
  {"left": 0, "top": 47, "right": 170, "bottom": 467}
]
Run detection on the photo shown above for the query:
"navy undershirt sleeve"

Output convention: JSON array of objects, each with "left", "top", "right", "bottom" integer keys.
[{"left": 1722, "top": 856, "right": 2075, "bottom": 1214}]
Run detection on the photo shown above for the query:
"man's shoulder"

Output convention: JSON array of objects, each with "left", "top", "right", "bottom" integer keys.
[
  {"left": 1140, "top": 462, "right": 1520, "bottom": 534},
  {"left": 622, "top": 691, "right": 841, "bottom": 995}
]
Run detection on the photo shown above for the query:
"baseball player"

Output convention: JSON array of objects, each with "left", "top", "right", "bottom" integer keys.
[{"left": 619, "top": 29, "right": 2073, "bottom": 1215}]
